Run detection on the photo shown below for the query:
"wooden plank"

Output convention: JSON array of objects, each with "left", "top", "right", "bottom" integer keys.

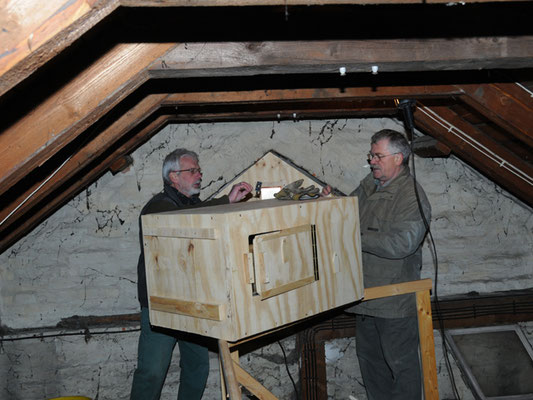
[
  {"left": 415, "top": 103, "right": 533, "bottom": 205},
  {"left": 0, "top": 0, "right": 119, "bottom": 97},
  {"left": 233, "top": 362, "right": 278, "bottom": 400},
  {"left": 417, "top": 290, "right": 439, "bottom": 400},
  {"left": 260, "top": 276, "right": 316, "bottom": 300},
  {"left": 455, "top": 83, "right": 533, "bottom": 148},
  {"left": 363, "top": 278, "right": 433, "bottom": 301},
  {"left": 150, "top": 37, "right": 533, "bottom": 78},
  {"left": 218, "top": 340, "right": 242, "bottom": 399},
  {"left": 163, "top": 86, "right": 462, "bottom": 104},
  {"left": 0, "top": 42, "right": 176, "bottom": 198},
  {"left": 150, "top": 296, "right": 225, "bottom": 321},
  {"left": 142, "top": 226, "right": 218, "bottom": 239}
]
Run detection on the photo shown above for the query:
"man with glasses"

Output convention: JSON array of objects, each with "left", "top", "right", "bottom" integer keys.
[
  {"left": 131, "top": 148, "right": 252, "bottom": 400},
  {"left": 325, "top": 129, "right": 431, "bottom": 399}
]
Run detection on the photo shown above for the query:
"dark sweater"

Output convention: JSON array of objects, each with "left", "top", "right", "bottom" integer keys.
[{"left": 136, "top": 183, "right": 229, "bottom": 308}]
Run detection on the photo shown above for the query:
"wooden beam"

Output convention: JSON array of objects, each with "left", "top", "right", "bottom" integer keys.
[
  {"left": 416, "top": 289, "right": 439, "bottom": 400},
  {"left": 109, "top": 155, "right": 134, "bottom": 175},
  {"left": 0, "top": 94, "right": 168, "bottom": 252},
  {"left": 162, "top": 85, "right": 461, "bottom": 105},
  {"left": 415, "top": 103, "right": 533, "bottom": 205},
  {"left": 219, "top": 340, "right": 241, "bottom": 399},
  {"left": 0, "top": 0, "right": 119, "bottom": 97},
  {"left": 0, "top": 42, "right": 175, "bottom": 199},
  {"left": 120, "top": 0, "right": 526, "bottom": 6},
  {"left": 233, "top": 363, "right": 278, "bottom": 400},
  {"left": 364, "top": 278, "right": 433, "bottom": 301},
  {"left": 149, "top": 38, "right": 533, "bottom": 79},
  {"left": 412, "top": 135, "right": 452, "bottom": 158},
  {"left": 455, "top": 83, "right": 533, "bottom": 149},
  {"left": 0, "top": 109, "right": 171, "bottom": 255}
]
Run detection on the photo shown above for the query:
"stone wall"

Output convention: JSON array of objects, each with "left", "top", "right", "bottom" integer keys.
[{"left": 1, "top": 117, "right": 531, "bottom": 399}]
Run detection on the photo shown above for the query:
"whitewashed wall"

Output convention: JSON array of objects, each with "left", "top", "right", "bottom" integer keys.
[{"left": 1, "top": 117, "right": 531, "bottom": 399}]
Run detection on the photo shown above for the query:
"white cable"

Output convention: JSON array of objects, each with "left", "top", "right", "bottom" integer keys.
[
  {"left": 514, "top": 81, "right": 533, "bottom": 98},
  {"left": 418, "top": 106, "right": 533, "bottom": 186},
  {"left": 0, "top": 155, "right": 73, "bottom": 227}
]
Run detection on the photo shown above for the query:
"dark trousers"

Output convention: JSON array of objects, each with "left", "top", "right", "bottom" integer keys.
[
  {"left": 355, "top": 314, "right": 422, "bottom": 400},
  {"left": 130, "top": 307, "right": 209, "bottom": 400}
]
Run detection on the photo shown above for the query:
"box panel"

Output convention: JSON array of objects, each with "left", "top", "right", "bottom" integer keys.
[
  {"left": 252, "top": 224, "right": 317, "bottom": 299},
  {"left": 142, "top": 197, "right": 363, "bottom": 341}
]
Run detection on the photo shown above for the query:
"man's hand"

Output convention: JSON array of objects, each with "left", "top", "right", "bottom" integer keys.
[
  {"left": 321, "top": 185, "right": 332, "bottom": 197},
  {"left": 229, "top": 182, "right": 253, "bottom": 203}
]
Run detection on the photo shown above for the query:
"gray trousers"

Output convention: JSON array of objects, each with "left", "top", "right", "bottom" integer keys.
[{"left": 355, "top": 314, "right": 422, "bottom": 400}]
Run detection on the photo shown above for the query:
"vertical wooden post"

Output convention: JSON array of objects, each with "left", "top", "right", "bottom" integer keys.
[
  {"left": 218, "top": 339, "right": 242, "bottom": 399},
  {"left": 416, "top": 289, "right": 439, "bottom": 400},
  {"left": 219, "top": 357, "right": 227, "bottom": 400}
]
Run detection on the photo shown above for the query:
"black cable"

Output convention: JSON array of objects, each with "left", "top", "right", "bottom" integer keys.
[
  {"left": 278, "top": 340, "right": 300, "bottom": 400},
  {"left": 0, "top": 327, "right": 141, "bottom": 342},
  {"left": 400, "top": 100, "right": 462, "bottom": 400}
]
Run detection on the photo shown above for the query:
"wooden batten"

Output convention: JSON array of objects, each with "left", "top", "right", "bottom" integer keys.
[
  {"left": 142, "top": 197, "right": 363, "bottom": 342},
  {"left": 150, "top": 296, "right": 225, "bottom": 321}
]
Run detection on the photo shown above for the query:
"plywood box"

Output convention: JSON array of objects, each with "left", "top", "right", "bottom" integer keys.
[{"left": 142, "top": 197, "right": 363, "bottom": 342}]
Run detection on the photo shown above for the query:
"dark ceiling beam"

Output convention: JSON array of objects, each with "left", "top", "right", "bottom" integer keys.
[
  {"left": 0, "top": 110, "right": 171, "bottom": 255},
  {"left": 412, "top": 135, "right": 452, "bottom": 158},
  {"left": 149, "top": 38, "right": 533, "bottom": 79},
  {"left": 415, "top": 103, "right": 533, "bottom": 205},
  {"left": 0, "top": 42, "right": 175, "bottom": 199},
  {"left": 455, "top": 83, "right": 533, "bottom": 148},
  {"left": 0, "top": 0, "right": 119, "bottom": 97}
]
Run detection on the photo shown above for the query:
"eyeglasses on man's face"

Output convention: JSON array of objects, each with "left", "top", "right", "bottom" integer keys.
[
  {"left": 172, "top": 168, "right": 202, "bottom": 175},
  {"left": 367, "top": 152, "right": 400, "bottom": 161}
]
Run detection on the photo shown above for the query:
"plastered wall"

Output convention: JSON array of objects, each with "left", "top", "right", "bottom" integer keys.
[{"left": 1, "top": 117, "right": 531, "bottom": 399}]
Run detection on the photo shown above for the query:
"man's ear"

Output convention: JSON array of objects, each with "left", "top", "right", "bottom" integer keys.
[
  {"left": 395, "top": 153, "right": 404, "bottom": 166},
  {"left": 168, "top": 171, "right": 179, "bottom": 185}
]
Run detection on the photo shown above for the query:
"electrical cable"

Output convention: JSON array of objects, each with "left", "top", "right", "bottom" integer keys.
[
  {"left": 0, "top": 327, "right": 140, "bottom": 342},
  {"left": 0, "top": 111, "right": 114, "bottom": 229},
  {"left": 417, "top": 106, "right": 532, "bottom": 187},
  {"left": 278, "top": 340, "right": 300, "bottom": 400},
  {"left": 0, "top": 155, "right": 73, "bottom": 228},
  {"left": 398, "top": 99, "right": 462, "bottom": 400}
]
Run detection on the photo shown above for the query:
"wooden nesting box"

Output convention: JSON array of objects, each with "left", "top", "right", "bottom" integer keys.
[{"left": 141, "top": 196, "right": 363, "bottom": 342}]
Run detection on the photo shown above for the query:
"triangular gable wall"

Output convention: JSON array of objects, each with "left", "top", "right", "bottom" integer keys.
[{"left": 212, "top": 150, "right": 331, "bottom": 199}]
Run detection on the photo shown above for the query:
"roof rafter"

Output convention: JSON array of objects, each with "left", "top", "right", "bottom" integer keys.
[
  {"left": 0, "top": 0, "right": 119, "bottom": 97},
  {"left": 455, "top": 83, "right": 533, "bottom": 148},
  {"left": 0, "top": 42, "right": 175, "bottom": 198},
  {"left": 415, "top": 103, "right": 533, "bottom": 204}
]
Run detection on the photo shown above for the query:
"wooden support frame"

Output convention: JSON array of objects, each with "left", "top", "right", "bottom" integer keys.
[{"left": 219, "top": 278, "right": 438, "bottom": 399}]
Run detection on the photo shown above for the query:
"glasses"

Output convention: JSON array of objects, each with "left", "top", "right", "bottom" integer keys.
[
  {"left": 172, "top": 168, "right": 202, "bottom": 174},
  {"left": 367, "top": 152, "right": 399, "bottom": 161}
]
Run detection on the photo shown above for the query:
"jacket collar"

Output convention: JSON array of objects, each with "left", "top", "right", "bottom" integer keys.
[
  {"left": 361, "top": 166, "right": 411, "bottom": 196},
  {"left": 163, "top": 183, "right": 201, "bottom": 207}
]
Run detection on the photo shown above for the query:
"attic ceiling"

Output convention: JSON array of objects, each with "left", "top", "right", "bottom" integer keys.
[{"left": 1, "top": 0, "right": 532, "bottom": 254}]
